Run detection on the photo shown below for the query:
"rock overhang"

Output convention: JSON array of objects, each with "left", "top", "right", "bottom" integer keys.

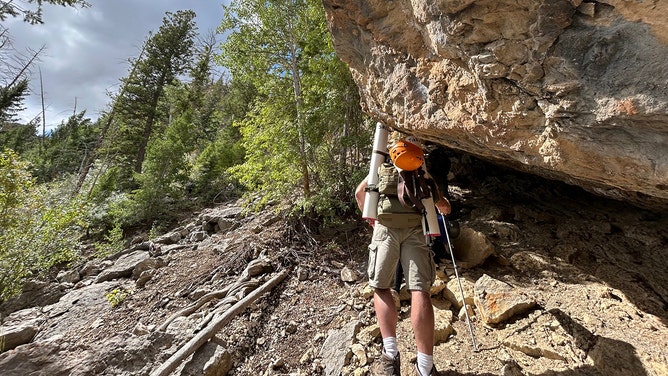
[{"left": 322, "top": 0, "right": 668, "bottom": 210}]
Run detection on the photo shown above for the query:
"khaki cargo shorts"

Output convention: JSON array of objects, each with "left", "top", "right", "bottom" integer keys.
[{"left": 367, "top": 222, "right": 435, "bottom": 292}]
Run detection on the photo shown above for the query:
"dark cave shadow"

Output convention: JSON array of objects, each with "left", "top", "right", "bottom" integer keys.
[
  {"left": 452, "top": 156, "right": 668, "bottom": 327},
  {"left": 547, "top": 308, "right": 648, "bottom": 376},
  {"left": 437, "top": 308, "right": 647, "bottom": 376}
]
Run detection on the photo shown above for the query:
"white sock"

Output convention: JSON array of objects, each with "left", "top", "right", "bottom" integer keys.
[
  {"left": 382, "top": 337, "right": 398, "bottom": 359},
  {"left": 417, "top": 352, "right": 433, "bottom": 375}
]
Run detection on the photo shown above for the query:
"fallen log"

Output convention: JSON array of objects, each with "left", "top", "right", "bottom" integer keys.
[
  {"left": 157, "top": 257, "right": 271, "bottom": 332},
  {"left": 156, "top": 287, "right": 231, "bottom": 332},
  {"left": 195, "top": 280, "right": 261, "bottom": 332},
  {"left": 150, "top": 270, "right": 289, "bottom": 376}
]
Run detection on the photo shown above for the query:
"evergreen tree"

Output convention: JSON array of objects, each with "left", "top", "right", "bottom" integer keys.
[
  {"left": 125, "top": 31, "right": 244, "bottom": 225},
  {"left": 218, "top": 0, "right": 368, "bottom": 218},
  {"left": 29, "top": 112, "right": 97, "bottom": 182},
  {"left": 113, "top": 10, "right": 197, "bottom": 177},
  {"left": 0, "top": 79, "right": 28, "bottom": 123},
  {"left": 0, "top": 120, "right": 39, "bottom": 153},
  {"left": 191, "top": 77, "right": 254, "bottom": 203}
]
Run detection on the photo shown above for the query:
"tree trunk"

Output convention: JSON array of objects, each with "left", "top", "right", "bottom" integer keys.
[
  {"left": 288, "top": 28, "right": 310, "bottom": 197},
  {"left": 134, "top": 75, "right": 165, "bottom": 174},
  {"left": 73, "top": 45, "right": 146, "bottom": 196}
]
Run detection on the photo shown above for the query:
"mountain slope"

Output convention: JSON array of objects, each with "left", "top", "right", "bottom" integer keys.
[{"left": 1, "top": 154, "right": 666, "bottom": 376}]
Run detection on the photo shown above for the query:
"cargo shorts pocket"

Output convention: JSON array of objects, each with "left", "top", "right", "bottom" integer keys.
[{"left": 367, "top": 243, "right": 378, "bottom": 280}]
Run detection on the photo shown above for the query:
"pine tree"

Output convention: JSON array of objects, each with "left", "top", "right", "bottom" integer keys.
[
  {"left": 113, "top": 10, "right": 197, "bottom": 176},
  {"left": 30, "top": 112, "right": 97, "bottom": 182}
]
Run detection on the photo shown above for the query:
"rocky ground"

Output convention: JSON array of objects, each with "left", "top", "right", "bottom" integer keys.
[{"left": 1, "top": 154, "right": 666, "bottom": 376}]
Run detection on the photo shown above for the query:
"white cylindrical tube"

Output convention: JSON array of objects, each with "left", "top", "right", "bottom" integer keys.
[
  {"left": 362, "top": 122, "right": 389, "bottom": 221},
  {"left": 421, "top": 196, "right": 440, "bottom": 237},
  {"left": 362, "top": 191, "right": 379, "bottom": 221}
]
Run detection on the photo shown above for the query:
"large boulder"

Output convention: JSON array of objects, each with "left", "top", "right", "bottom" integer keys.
[{"left": 322, "top": 0, "right": 668, "bottom": 210}]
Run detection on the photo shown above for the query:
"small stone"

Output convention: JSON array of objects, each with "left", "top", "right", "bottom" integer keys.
[
  {"left": 351, "top": 343, "right": 367, "bottom": 366},
  {"left": 341, "top": 267, "right": 359, "bottom": 282}
]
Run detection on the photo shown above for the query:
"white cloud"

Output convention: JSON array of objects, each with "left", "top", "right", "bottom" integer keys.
[{"left": 7, "top": 0, "right": 227, "bottom": 129}]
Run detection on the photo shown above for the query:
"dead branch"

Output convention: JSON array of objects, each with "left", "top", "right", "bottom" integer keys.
[
  {"left": 156, "top": 286, "right": 232, "bottom": 332},
  {"left": 156, "top": 257, "right": 271, "bottom": 332},
  {"left": 150, "top": 270, "right": 288, "bottom": 376}
]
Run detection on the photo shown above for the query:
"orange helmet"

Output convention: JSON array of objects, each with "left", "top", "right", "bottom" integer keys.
[{"left": 389, "top": 139, "right": 424, "bottom": 171}]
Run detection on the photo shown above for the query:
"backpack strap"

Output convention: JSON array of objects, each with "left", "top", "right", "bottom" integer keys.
[
  {"left": 398, "top": 167, "right": 441, "bottom": 210},
  {"left": 419, "top": 168, "right": 440, "bottom": 202},
  {"left": 398, "top": 169, "right": 430, "bottom": 210}
]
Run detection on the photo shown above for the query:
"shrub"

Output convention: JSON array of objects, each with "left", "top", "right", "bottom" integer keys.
[
  {"left": 105, "top": 288, "right": 131, "bottom": 308},
  {"left": 94, "top": 222, "right": 125, "bottom": 258},
  {"left": 0, "top": 149, "right": 86, "bottom": 301}
]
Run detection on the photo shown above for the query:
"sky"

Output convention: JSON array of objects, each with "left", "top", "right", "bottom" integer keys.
[{"left": 6, "top": 0, "right": 228, "bottom": 130}]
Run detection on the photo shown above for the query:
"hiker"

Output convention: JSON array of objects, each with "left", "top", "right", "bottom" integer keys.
[
  {"left": 395, "top": 145, "right": 459, "bottom": 293},
  {"left": 355, "top": 135, "right": 451, "bottom": 376}
]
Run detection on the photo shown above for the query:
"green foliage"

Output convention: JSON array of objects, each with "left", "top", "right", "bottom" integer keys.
[
  {"left": 191, "top": 125, "right": 245, "bottom": 202},
  {"left": 219, "top": 0, "right": 318, "bottom": 201},
  {"left": 131, "top": 111, "right": 193, "bottom": 224},
  {"left": 0, "top": 79, "right": 29, "bottom": 123},
  {"left": 105, "top": 288, "right": 131, "bottom": 308},
  {"left": 29, "top": 112, "right": 98, "bottom": 183},
  {"left": 189, "top": 77, "right": 254, "bottom": 203},
  {"left": 122, "top": 42, "right": 246, "bottom": 225},
  {"left": 0, "top": 0, "right": 374, "bottom": 269},
  {"left": 0, "top": 150, "right": 86, "bottom": 301},
  {"left": 112, "top": 10, "right": 198, "bottom": 175},
  {"left": 88, "top": 166, "right": 125, "bottom": 203},
  {"left": 94, "top": 222, "right": 124, "bottom": 258},
  {"left": 0, "top": 121, "right": 39, "bottom": 153},
  {"left": 100, "top": 191, "right": 142, "bottom": 232},
  {"left": 0, "top": 149, "right": 33, "bottom": 229},
  {"left": 218, "top": 0, "right": 370, "bottom": 220},
  {"left": 228, "top": 100, "right": 301, "bottom": 206},
  {"left": 80, "top": 11, "right": 210, "bottom": 230},
  {"left": 0, "top": 0, "right": 90, "bottom": 24}
]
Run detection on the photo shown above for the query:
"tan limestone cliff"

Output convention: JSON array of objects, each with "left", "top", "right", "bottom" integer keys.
[{"left": 322, "top": 0, "right": 668, "bottom": 209}]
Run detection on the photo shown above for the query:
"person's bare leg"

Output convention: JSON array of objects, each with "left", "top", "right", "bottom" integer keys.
[
  {"left": 374, "top": 288, "right": 398, "bottom": 339},
  {"left": 410, "top": 290, "right": 434, "bottom": 354}
]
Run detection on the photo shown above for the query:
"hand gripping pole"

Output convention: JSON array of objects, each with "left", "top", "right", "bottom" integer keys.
[{"left": 440, "top": 215, "right": 479, "bottom": 352}]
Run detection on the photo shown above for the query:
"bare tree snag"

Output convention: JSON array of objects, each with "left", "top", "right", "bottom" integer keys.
[{"left": 150, "top": 270, "right": 288, "bottom": 376}]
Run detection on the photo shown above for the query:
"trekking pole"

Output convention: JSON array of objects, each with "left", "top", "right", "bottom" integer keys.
[{"left": 440, "top": 215, "right": 479, "bottom": 352}]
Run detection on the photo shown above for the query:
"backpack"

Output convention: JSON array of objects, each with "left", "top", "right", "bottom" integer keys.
[
  {"left": 376, "top": 163, "right": 423, "bottom": 227},
  {"left": 425, "top": 146, "right": 451, "bottom": 199}
]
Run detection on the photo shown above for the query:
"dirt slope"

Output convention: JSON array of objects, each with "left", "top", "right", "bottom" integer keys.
[{"left": 6, "top": 154, "right": 665, "bottom": 376}]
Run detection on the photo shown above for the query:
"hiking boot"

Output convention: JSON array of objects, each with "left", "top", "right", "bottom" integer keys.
[
  {"left": 370, "top": 352, "right": 401, "bottom": 376},
  {"left": 413, "top": 363, "right": 439, "bottom": 376}
]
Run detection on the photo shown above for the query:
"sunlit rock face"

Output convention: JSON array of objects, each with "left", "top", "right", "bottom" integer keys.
[{"left": 322, "top": 0, "right": 668, "bottom": 209}]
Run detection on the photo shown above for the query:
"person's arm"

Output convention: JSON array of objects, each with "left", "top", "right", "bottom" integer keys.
[
  {"left": 422, "top": 165, "right": 451, "bottom": 215},
  {"left": 435, "top": 196, "right": 451, "bottom": 215},
  {"left": 431, "top": 180, "right": 451, "bottom": 215},
  {"left": 355, "top": 178, "right": 368, "bottom": 212}
]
